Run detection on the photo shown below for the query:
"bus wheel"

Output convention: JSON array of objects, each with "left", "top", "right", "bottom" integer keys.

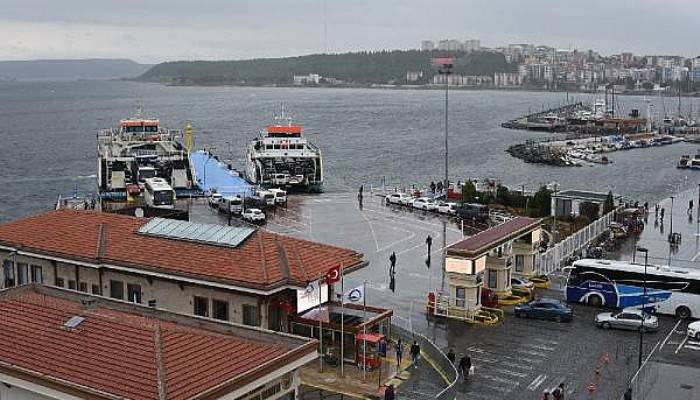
[
  {"left": 587, "top": 294, "right": 602, "bottom": 307},
  {"left": 675, "top": 306, "right": 691, "bottom": 319}
]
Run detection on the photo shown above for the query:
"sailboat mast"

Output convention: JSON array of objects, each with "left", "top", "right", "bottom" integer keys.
[{"left": 678, "top": 79, "right": 682, "bottom": 119}]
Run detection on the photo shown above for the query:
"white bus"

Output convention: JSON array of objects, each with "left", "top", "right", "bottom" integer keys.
[
  {"left": 144, "top": 178, "right": 175, "bottom": 209},
  {"left": 566, "top": 259, "right": 700, "bottom": 319}
]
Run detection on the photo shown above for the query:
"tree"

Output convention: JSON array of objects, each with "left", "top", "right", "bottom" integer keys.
[
  {"left": 461, "top": 181, "right": 477, "bottom": 203},
  {"left": 496, "top": 185, "right": 511, "bottom": 206},
  {"left": 580, "top": 202, "right": 600, "bottom": 222},
  {"left": 528, "top": 186, "right": 552, "bottom": 217},
  {"left": 603, "top": 191, "right": 615, "bottom": 214}
]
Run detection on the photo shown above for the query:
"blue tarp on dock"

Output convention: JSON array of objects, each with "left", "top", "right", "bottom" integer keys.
[{"left": 190, "top": 150, "right": 252, "bottom": 197}]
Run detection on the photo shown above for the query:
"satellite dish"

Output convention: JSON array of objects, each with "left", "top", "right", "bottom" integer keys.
[{"left": 135, "top": 208, "right": 145, "bottom": 218}]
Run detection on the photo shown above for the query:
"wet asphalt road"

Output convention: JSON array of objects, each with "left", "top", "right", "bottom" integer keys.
[{"left": 191, "top": 191, "right": 700, "bottom": 400}]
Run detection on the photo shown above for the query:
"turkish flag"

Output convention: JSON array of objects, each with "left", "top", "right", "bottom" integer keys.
[{"left": 325, "top": 265, "right": 341, "bottom": 284}]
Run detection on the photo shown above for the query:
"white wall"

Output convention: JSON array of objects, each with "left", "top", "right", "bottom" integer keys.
[{"left": 0, "top": 384, "right": 54, "bottom": 400}]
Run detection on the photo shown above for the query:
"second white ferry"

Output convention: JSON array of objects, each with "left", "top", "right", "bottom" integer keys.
[{"left": 245, "top": 116, "right": 323, "bottom": 192}]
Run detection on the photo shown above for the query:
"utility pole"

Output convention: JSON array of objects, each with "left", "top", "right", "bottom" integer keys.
[{"left": 432, "top": 55, "right": 454, "bottom": 193}]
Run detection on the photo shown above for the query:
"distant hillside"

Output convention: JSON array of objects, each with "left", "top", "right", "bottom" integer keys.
[
  {"left": 139, "top": 50, "right": 516, "bottom": 86},
  {"left": 0, "top": 59, "right": 152, "bottom": 81}
]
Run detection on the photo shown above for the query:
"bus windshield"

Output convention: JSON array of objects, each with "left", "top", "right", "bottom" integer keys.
[{"left": 153, "top": 190, "right": 173, "bottom": 206}]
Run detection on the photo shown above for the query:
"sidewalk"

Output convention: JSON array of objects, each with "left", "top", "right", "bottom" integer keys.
[{"left": 299, "top": 352, "right": 447, "bottom": 399}]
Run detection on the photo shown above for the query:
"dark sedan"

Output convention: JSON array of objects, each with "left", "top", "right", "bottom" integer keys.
[{"left": 514, "top": 298, "right": 573, "bottom": 322}]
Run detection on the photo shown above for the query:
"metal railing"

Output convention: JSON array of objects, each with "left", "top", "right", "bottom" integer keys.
[
  {"left": 390, "top": 323, "right": 459, "bottom": 400},
  {"left": 534, "top": 206, "right": 622, "bottom": 275}
]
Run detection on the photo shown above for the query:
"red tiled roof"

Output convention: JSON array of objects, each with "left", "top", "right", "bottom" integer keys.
[
  {"left": 0, "top": 287, "right": 314, "bottom": 400},
  {"left": 448, "top": 217, "right": 540, "bottom": 256},
  {"left": 0, "top": 210, "right": 365, "bottom": 290}
]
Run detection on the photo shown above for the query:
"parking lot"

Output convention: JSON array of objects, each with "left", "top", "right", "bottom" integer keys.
[{"left": 192, "top": 190, "right": 699, "bottom": 400}]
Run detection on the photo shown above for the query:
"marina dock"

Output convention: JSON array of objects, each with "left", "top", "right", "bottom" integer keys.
[{"left": 190, "top": 150, "right": 252, "bottom": 196}]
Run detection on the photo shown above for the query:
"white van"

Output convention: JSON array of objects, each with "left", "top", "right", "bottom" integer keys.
[
  {"left": 269, "top": 188, "right": 287, "bottom": 204},
  {"left": 256, "top": 190, "right": 276, "bottom": 207},
  {"left": 221, "top": 195, "right": 243, "bottom": 214}
]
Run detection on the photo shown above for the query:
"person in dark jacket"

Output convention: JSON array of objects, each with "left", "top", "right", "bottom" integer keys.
[
  {"left": 458, "top": 354, "right": 472, "bottom": 380},
  {"left": 447, "top": 348, "right": 456, "bottom": 364},
  {"left": 384, "top": 384, "right": 395, "bottom": 400},
  {"left": 395, "top": 339, "right": 403, "bottom": 368},
  {"left": 410, "top": 341, "right": 420, "bottom": 366}
]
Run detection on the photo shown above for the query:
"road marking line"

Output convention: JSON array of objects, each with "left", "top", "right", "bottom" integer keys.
[
  {"left": 675, "top": 335, "right": 689, "bottom": 354},
  {"left": 660, "top": 319, "right": 683, "bottom": 351},
  {"left": 691, "top": 250, "right": 700, "bottom": 262},
  {"left": 527, "top": 374, "right": 547, "bottom": 391},
  {"left": 477, "top": 374, "right": 519, "bottom": 388}
]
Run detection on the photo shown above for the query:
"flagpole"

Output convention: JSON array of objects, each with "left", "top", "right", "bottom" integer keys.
[
  {"left": 363, "top": 280, "right": 367, "bottom": 381},
  {"left": 318, "top": 278, "right": 323, "bottom": 373},
  {"left": 340, "top": 263, "right": 345, "bottom": 378}
]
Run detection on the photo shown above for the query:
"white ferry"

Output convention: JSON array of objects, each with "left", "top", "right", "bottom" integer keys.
[
  {"left": 97, "top": 113, "right": 193, "bottom": 198},
  {"left": 245, "top": 116, "right": 323, "bottom": 192},
  {"left": 678, "top": 151, "right": 700, "bottom": 169}
]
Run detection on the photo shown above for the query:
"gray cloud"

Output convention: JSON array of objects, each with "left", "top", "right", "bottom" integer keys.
[{"left": 0, "top": 0, "right": 696, "bottom": 63}]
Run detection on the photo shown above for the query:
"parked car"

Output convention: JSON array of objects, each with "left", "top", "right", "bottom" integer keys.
[
  {"left": 687, "top": 321, "right": 700, "bottom": 341},
  {"left": 456, "top": 203, "right": 490, "bottom": 222},
  {"left": 436, "top": 202, "right": 458, "bottom": 215},
  {"left": 594, "top": 309, "right": 658, "bottom": 331},
  {"left": 511, "top": 277, "right": 535, "bottom": 295},
  {"left": 269, "top": 188, "right": 287, "bottom": 204},
  {"left": 385, "top": 192, "right": 412, "bottom": 205},
  {"left": 514, "top": 298, "right": 573, "bottom": 322},
  {"left": 208, "top": 192, "right": 223, "bottom": 208},
  {"left": 242, "top": 208, "right": 266, "bottom": 223},
  {"left": 412, "top": 197, "right": 437, "bottom": 211}
]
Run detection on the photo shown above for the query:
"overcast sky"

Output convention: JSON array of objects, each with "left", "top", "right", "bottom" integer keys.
[{"left": 1, "top": 0, "right": 697, "bottom": 63}]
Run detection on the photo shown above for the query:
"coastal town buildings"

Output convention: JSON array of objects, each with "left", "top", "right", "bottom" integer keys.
[{"left": 417, "top": 39, "right": 700, "bottom": 91}]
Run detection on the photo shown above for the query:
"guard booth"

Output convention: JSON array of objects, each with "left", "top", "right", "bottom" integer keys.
[{"left": 428, "top": 217, "right": 541, "bottom": 321}]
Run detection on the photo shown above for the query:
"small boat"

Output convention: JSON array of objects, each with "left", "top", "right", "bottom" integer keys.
[{"left": 678, "top": 152, "right": 700, "bottom": 169}]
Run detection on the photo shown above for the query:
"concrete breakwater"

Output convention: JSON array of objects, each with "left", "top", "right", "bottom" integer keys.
[{"left": 507, "top": 133, "right": 684, "bottom": 167}]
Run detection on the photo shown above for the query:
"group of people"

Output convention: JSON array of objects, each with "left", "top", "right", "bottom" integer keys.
[{"left": 446, "top": 348, "right": 473, "bottom": 381}]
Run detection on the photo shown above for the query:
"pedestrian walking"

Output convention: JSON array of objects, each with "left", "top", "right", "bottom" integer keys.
[
  {"left": 430, "top": 181, "right": 436, "bottom": 193},
  {"left": 410, "top": 341, "right": 420, "bottom": 366},
  {"left": 661, "top": 208, "right": 665, "bottom": 220},
  {"left": 689, "top": 199, "right": 694, "bottom": 214},
  {"left": 426, "top": 235, "right": 433, "bottom": 256},
  {"left": 389, "top": 251, "right": 396, "bottom": 275},
  {"left": 447, "top": 348, "right": 456, "bottom": 364},
  {"left": 395, "top": 339, "right": 403, "bottom": 368},
  {"left": 384, "top": 384, "right": 395, "bottom": 400},
  {"left": 436, "top": 181, "right": 443, "bottom": 193},
  {"left": 458, "top": 354, "right": 471, "bottom": 381},
  {"left": 623, "top": 387, "right": 632, "bottom": 400},
  {"left": 552, "top": 383, "right": 564, "bottom": 399}
]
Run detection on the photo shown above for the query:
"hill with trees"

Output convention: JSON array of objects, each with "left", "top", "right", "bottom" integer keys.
[
  {"left": 0, "top": 59, "right": 151, "bottom": 81},
  {"left": 139, "top": 50, "right": 517, "bottom": 86}
]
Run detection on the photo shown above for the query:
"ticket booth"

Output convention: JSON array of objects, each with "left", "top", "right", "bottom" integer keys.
[{"left": 431, "top": 217, "right": 542, "bottom": 319}]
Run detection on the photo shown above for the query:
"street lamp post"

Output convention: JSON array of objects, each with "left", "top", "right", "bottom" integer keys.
[
  {"left": 696, "top": 184, "right": 700, "bottom": 236},
  {"left": 432, "top": 56, "right": 454, "bottom": 193},
  {"left": 636, "top": 247, "right": 649, "bottom": 369}
]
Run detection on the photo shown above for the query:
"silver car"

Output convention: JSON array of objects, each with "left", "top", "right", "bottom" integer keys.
[{"left": 594, "top": 309, "right": 658, "bottom": 331}]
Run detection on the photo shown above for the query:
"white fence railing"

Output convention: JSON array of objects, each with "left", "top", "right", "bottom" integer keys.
[{"left": 534, "top": 207, "right": 621, "bottom": 275}]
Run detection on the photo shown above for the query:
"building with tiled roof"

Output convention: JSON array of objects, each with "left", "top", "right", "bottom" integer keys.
[
  {"left": 0, "top": 210, "right": 367, "bottom": 332},
  {"left": 0, "top": 284, "right": 317, "bottom": 400},
  {"left": 429, "top": 217, "right": 542, "bottom": 322}
]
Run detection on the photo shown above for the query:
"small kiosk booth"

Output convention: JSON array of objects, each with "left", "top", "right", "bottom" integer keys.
[
  {"left": 428, "top": 217, "right": 541, "bottom": 321},
  {"left": 289, "top": 294, "right": 392, "bottom": 367}
]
